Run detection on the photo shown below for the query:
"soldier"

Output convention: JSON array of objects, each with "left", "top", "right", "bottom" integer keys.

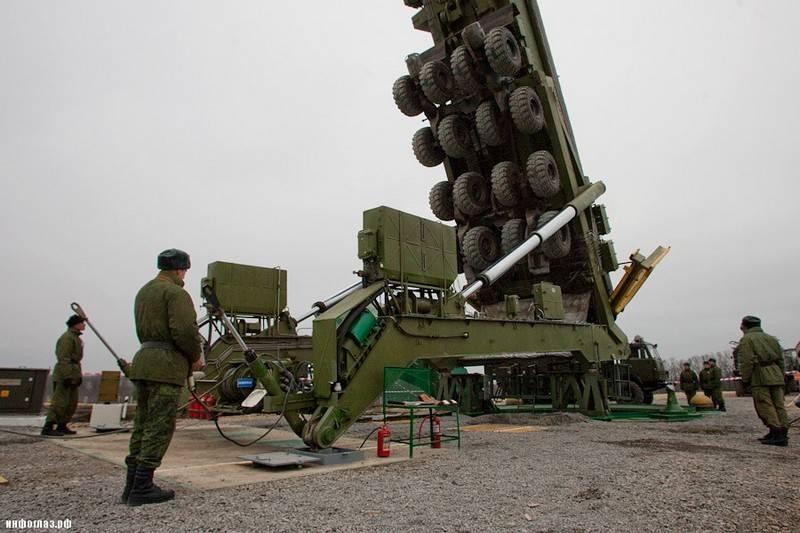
[
  {"left": 699, "top": 360, "right": 714, "bottom": 406},
  {"left": 42, "top": 315, "right": 86, "bottom": 436},
  {"left": 736, "top": 315, "right": 788, "bottom": 446},
  {"left": 708, "top": 357, "right": 726, "bottom": 412},
  {"left": 122, "top": 249, "right": 202, "bottom": 506},
  {"left": 679, "top": 362, "right": 699, "bottom": 403}
]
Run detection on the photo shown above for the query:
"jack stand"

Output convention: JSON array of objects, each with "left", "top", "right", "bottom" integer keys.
[{"left": 649, "top": 387, "right": 701, "bottom": 421}]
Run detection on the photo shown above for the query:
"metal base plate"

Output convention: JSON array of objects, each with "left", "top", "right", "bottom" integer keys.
[
  {"left": 240, "top": 452, "right": 321, "bottom": 468},
  {"left": 293, "top": 447, "right": 365, "bottom": 466}
]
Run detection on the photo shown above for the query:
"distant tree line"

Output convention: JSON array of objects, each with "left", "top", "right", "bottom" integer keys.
[{"left": 664, "top": 348, "right": 799, "bottom": 382}]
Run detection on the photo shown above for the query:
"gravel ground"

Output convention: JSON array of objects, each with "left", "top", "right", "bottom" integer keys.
[{"left": 1, "top": 395, "right": 796, "bottom": 532}]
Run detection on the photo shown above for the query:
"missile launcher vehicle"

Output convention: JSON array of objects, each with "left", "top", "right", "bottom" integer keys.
[{"left": 194, "top": 1, "right": 668, "bottom": 450}]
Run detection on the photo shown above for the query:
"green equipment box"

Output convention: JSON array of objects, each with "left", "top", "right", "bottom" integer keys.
[
  {"left": 205, "top": 262, "right": 287, "bottom": 316},
  {"left": 359, "top": 206, "right": 458, "bottom": 288},
  {"left": 0, "top": 368, "right": 49, "bottom": 414},
  {"left": 532, "top": 282, "right": 565, "bottom": 320}
]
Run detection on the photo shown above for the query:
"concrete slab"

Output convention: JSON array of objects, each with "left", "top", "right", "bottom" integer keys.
[
  {"left": 52, "top": 421, "right": 411, "bottom": 490},
  {"left": 0, "top": 415, "right": 45, "bottom": 427}
]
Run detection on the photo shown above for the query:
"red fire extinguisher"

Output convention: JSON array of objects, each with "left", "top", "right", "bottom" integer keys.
[
  {"left": 431, "top": 415, "right": 442, "bottom": 449},
  {"left": 377, "top": 425, "right": 391, "bottom": 457}
]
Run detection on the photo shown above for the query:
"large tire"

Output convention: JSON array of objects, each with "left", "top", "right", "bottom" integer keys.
[
  {"left": 392, "top": 75, "right": 424, "bottom": 117},
  {"left": 451, "top": 45, "right": 483, "bottom": 95},
  {"left": 437, "top": 115, "right": 473, "bottom": 158},
  {"left": 475, "top": 100, "right": 507, "bottom": 147},
  {"left": 618, "top": 380, "right": 645, "bottom": 404},
  {"left": 510, "top": 86, "right": 545, "bottom": 133},
  {"left": 501, "top": 218, "right": 527, "bottom": 256},
  {"left": 536, "top": 211, "right": 571, "bottom": 259},
  {"left": 491, "top": 161, "right": 522, "bottom": 207},
  {"left": 526, "top": 150, "right": 561, "bottom": 198},
  {"left": 462, "top": 226, "right": 500, "bottom": 271},
  {"left": 484, "top": 27, "right": 522, "bottom": 77},
  {"left": 419, "top": 60, "right": 454, "bottom": 105},
  {"left": 412, "top": 127, "right": 445, "bottom": 167},
  {"left": 429, "top": 181, "right": 454, "bottom": 221},
  {"left": 453, "top": 172, "right": 490, "bottom": 215}
]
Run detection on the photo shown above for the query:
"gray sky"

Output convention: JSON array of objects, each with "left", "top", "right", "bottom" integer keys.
[{"left": 1, "top": 0, "right": 797, "bottom": 373}]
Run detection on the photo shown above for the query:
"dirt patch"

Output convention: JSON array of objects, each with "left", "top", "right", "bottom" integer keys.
[
  {"left": 600, "top": 438, "right": 740, "bottom": 455},
  {"left": 668, "top": 425, "right": 746, "bottom": 436},
  {"left": 468, "top": 412, "right": 589, "bottom": 426}
]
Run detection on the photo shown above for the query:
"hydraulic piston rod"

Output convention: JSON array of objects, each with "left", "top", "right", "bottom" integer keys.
[
  {"left": 296, "top": 281, "right": 363, "bottom": 323},
  {"left": 202, "top": 287, "right": 306, "bottom": 435},
  {"left": 459, "top": 181, "right": 607, "bottom": 299}
]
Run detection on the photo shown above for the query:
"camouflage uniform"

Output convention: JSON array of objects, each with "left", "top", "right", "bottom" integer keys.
[
  {"left": 679, "top": 367, "right": 698, "bottom": 402},
  {"left": 709, "top": 362, "right": 726, "bottom": 411},
  {"left": 699, "top": 367, "right": 714, "bottom": 405},
  {"left": 737, "top": 326, "right": 787, "bottom": 431},
  {"left": 46, "top": 328, "right": 83, "bottom": 426},
  {"left": 126, "top": 270, "right": 201, "bottom": 470}
]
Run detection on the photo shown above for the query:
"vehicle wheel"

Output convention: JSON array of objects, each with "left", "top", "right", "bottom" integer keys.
[
  {"left": 618, "top": 380, "right": 645, "bottom": 404},
  {"left": 453, "top": 172, "right": 490, "bottom": 215},
  {"left": 526, "top": 150, "right": 561, "bottom": 198},
  {"left": 501, "top": 218, "right": 527, "bottom": 256},
  {"left": 491, "top": 161, "right": 522, "bottom": 207},
  {"left": 451, "top": 45, "right": 483, "bottom": 95},
  {"left": 509, "top": 86, "right": 545, "bottom": 133},
  {"left": 536, "top": 210, "right": 571, "bottom": 259},
  {"left": 429, "top": 181, "right": 454, "bottom": 221},
  {"left": 642, "top": 391, "right": 654, "bottom": 405},
  {"left": 437, "top": 115, "right": 473, "bottom": 158},
  {"left": 484, "top": 27, "right": 522, "bottom": 77},
  {"left": 392, "top": 75, "right": 424, "bottom": 117},
  {"left": 412, "top": 127, "right": 445, "bottom": 167},
  {"left": 419, "top": 60, "right": 454, "bottom": 105},
  {"left": 475, "top": 100, "right": 507, "bottom": 147},
  {"left": 462, "top": 226, "right": 500, "bottom": 271}
]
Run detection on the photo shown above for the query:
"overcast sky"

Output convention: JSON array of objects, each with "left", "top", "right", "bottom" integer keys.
[{"left": 1, "top": 0, "right": 797, "bottom": 373}]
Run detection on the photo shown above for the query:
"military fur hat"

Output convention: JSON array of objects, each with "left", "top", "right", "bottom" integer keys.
[
  {"left": 708, "top": 358, "right": 716, "bottom": 363},
  {"left": 157, "top": 249, "right": 191, "bottom": 270},
  {"left": 741, "top": 315, "right": 761, "bottom": 328},
  {"left": 66, "top": 314, "right": 85, "bottom": 328}
]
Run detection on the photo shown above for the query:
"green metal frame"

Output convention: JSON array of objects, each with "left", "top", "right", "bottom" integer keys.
[{"left": 382, "top": 367, "right": 461, "bottom": 458}]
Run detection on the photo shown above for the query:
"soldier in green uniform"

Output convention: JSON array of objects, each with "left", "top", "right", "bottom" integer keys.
[
  {"left": 42, "top": 315, "right": 86, "bottom": 436},
  {"left": 679, "top": 362, "right": 699, "bottom": 403},
  {"left": 708, "top": 357, "right": 726, "bottom": 412},
  {"left": 699, "top": 360, "right": 714, "bottom": 406},
  {"left": 122, "top": 249, "right": 202, "bottom": 506},
  {"left": 736, "top": 315, "right": 788, "bottom": 446}
]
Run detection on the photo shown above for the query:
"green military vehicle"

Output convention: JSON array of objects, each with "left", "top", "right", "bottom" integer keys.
[
  {"left": 194, "top": 0, "right": 669, "bottom": 449},
  {"left": 627, "top": 336, "right": 668, "bottom": 404}
]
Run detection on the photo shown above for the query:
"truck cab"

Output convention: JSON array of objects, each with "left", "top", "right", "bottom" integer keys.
[{"left": 627, "top": 336, "right": 668, "bottom": 404}]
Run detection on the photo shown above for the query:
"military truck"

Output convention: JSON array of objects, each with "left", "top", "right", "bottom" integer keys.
[{"left": 627, "top": 337, "right": 668, "bottom": 404}]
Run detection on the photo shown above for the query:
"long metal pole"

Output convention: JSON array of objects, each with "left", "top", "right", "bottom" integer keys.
[
  {"left": 459, "top": 181, "right": 606, "bottom": 299},
  {"left": 70, "top": 302, "right": 124, "bottom": 364},
  {"left": 296, "top": 281, "right": 362, "bottom": 323}
]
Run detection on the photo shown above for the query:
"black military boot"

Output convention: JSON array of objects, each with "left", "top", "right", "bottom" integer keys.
[
  {"left": 127, "top": 468, "right": 175, "bottom": 507},
  {"left": 40, "top": 422, "right": 64, "bottom": 437},
  {"left": 57, "top": 424, "right": 77, "bottom": 435},
  {"left": 120, "top": 466, "right": 136, "bottom": 504},
  {"left": 762, "top": 427, "right": 788, "bottom": 447},
  {"left": 718, "top": 404, "right": 726, "bottom": 412},
  {"left": 758, "top": 428, "right": 775, "bottom": 442}
]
